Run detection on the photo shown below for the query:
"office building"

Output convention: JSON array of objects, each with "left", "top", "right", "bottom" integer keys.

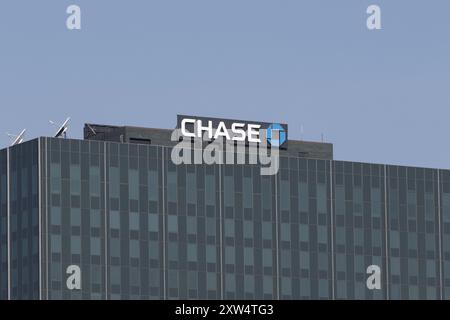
[{"left": 0, "top": 115, "right": 449, "bottom": 300}]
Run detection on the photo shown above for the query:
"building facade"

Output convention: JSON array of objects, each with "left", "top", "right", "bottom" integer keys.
[{"left": 0, "top": 119, "right": 450, "bottom": 300}]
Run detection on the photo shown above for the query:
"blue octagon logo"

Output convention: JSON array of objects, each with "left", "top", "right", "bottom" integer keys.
[{"left": 266, "top": 123, "right": 286, "bottom": 147}]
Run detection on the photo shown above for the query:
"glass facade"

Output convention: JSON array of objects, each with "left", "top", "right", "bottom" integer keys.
[
  {"left": 0, "top": 141, "right": 40, "bottom": 300},
  {"left": 333, "top": 161, "right": 387, "bottom": 299},
  {"left": 278, "top": 157, "right": 333, "bottom": 299},
  {"left": 0, "top": 136, "right": 450, "bottom": 299},
  {"left": 164, "top": 149, "right": 221, "bottom": 299},
  {"left": 386, "top": 166, "right": 441, "bottom": 299},
  {"left": 43, "top": 138, "right": 107, "bottom": 299},
  {"left": 0, "top": 148, "right": 7, "bottom": 300},
  {"left": 439, "top": 170, "right": 450, "bottom": 298},
  {"left": 220, "top": 162, "right": 278, "bottom": 299}
]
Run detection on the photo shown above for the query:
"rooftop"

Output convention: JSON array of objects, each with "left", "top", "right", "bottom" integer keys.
[{"left": 83, "top": 123, "right": 334, "bottom": 160}]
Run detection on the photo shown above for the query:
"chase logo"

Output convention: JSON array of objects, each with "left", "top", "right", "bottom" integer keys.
[
  {"left": 266, "top": 123, "right": 287, "bottom": 147},
  {"left": 177, "top": 115, "right": 288, "bottom": 148}
]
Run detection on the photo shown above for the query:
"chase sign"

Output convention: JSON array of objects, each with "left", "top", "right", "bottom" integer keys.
[{"left": 177, "top": 115, "right": 288, "bottom": 148}]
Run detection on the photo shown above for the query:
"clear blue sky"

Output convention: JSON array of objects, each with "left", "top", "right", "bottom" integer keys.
[{"left": 1, "top": 1, "right": 449, "bottom": 168}]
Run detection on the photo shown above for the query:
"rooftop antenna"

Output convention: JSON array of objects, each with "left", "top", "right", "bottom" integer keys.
[
  {"left": 321, "top": 133, "right": 324, "bottom": 143},
  {"left": 50, "top": 117, "right": 71, "bottom": 138},
  {"left": 86, "top": 123, "right": 97, "bottom": 136},
  {"left": 7, "top": 129, "right": 26, "bottom": 146}
]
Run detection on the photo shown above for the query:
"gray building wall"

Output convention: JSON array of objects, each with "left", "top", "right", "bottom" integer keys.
[
  {"left": 0, "top": 148, "right": 8, "bottom": 299},
  {"left": 0, "top": 136, "right": 450, "bottom": 299},
  {"left": 0, "top": 140, "right": 40, "bottom": 300}
]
